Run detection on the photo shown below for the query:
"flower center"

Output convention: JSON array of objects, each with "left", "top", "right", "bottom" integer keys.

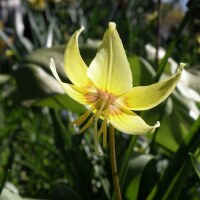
[
  {"left": 95, "top": 89, "right": 117, "bottom": 112},
  {"left": 71, "top": 89, "right": 118, "bottom": 153}
]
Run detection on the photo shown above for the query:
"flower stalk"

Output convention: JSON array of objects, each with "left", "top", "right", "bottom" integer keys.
[{"left": 110, "top": 125, "right": 122, "bottom": 200}]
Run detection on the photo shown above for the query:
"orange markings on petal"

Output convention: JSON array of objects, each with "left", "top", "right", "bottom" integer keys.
[
  {"left": 122, "top": 96, "right": 130, "bottom": 108},
  {"left": 109, "top": 104, "right": 123, "bottom": 116},
  {"left": 85, "top": 92, "right": 99, "bottom": 104}
]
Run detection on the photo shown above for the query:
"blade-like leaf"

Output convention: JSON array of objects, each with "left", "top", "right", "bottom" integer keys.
[
  {"left": 123, "top": 154, "right": 154, "bottom": 200},
  {"left": 147, "top": 116, "right": 200, "bottom": 200},
  {"left": 127, "top": 54, "right": 155, "bottom": 86},
  {"left": 34, "top": 94, "right": 85, "bottom": 113},
  {"left": 189, "top": 153, "right": 200, "bottom": 179},
  {"left": 14, "top": 63, "right": 64, "bottom": 101}
]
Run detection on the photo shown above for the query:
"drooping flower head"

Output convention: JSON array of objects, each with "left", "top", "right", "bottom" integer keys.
[{"left": 50, "top": 22, "right": 184, "bottom": 152}]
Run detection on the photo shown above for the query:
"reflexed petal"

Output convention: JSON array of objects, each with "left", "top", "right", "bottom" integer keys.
[
  {"left": 50, "top": 58, "right": 88, "bottom": 105},
  {"left": 109, "top": 107, "right": 160, "bottom": 135},
  {"left": 118, "top": 63, "right": 185, "bottom": 111},
  {"left": 64, "top": 26, "right": 91, "bottom": 88},
  {"left": 87, "top": 22, "right": 132, "bottom": 95}
]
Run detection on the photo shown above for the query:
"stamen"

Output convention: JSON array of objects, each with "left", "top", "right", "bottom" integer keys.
[
  {"left": 94, "top": 100, "right": 107, "bottom": 122},
  {"left": 71, "top": 98, "right": 102, "bottom": 128},
  {"left": 79, "top": 116, "right": 94, "bottom": 134},
  {"left": 97, "top": 118, "right": 107, "bottom": 137},
  {"left": 71, "top": 108, "right": 93, "bottom": 127},
  {"left": 70, "top": 89, "right": 117, "bottom": 150}
]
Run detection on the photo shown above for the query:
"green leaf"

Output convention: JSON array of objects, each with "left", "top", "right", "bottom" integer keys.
[
  {"left": 189, "top": 153, "right": 200, "bottom": 179},
  {"left": 14, "top": 63, "right": 64, "bottom": 101},
  {"left": 147, "top": 116, "right": 200, "bottom": 200},
  {"left": 162, "top": 158, "right": 191, "bottom": 200},
  {"left": 138, "top": 157, "right": 159, "bottom": 200},
  {"left": 123, "top": 154, "right": 154, "bottom": 200},
  {"left": 34, "top": 94, "right": 86, "bottom": 113},
  {"left": 146, "top": 101, "right": 189, "bottom": 152},
  {"left": 128, "top": 54, "right": 155, "bottom": 86},
  {"left": 24, "top": 45, "right": 67, "bottom": 81}
]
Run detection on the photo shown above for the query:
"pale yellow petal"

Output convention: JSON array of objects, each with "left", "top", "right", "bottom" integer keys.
[
  {"left": 109, "top": 106, "right": 160, "bottom": 135},
  {"left": 50, "top": 58, "right": 88, "bottom": 105},
  {"left": 87, "top": 22, "right": 132, "bottom": 95},
  {"left": 118, "top": 63, "right": 185, "bottom": 111},
  {"left": 64, "top": 26, "right": 91, "bottom": 88}
]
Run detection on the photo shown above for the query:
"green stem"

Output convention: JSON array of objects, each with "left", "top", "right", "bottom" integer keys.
[{"left": 110, "top": 125, "right": 122, "bottom": 200}]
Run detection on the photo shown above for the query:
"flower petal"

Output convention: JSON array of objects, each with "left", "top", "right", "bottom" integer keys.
[
  {"left": 50, "top": 58, "right": 88, "bottom": 105},
  {"left": 109, "top": 106, "right": 160, "bottom": 135},
  {"left": 87, "top": 22, "right": 132, "bottom": 95},
  {"left": 118, "top": 63, "right": 185, "bottom": 111},
  {"left": 64, "top": 26, "right": 91, "bottom": 88}
]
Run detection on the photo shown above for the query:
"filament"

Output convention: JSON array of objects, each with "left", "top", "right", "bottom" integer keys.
[
  {"left": 70, "top": 90, "right": 116, "bottom": 149},
  {"left": 79, "top": 116, "right": 94, "bottom": 133},
  {"left": 71, "top": 108, "right": 93, "bottom": 127}
]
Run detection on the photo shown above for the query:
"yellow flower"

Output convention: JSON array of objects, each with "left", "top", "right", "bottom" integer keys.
[{"left": 50, "top": 22, "right": 184, "bottom": 151}]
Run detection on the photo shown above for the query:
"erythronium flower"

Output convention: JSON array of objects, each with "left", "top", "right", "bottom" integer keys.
[{"left": 50, "top": 22, "right": 184, "bottom": 152}]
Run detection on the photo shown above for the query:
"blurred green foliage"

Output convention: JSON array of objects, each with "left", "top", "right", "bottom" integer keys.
[{"left": 0, "top": 0, "right": 200, "bottom": 200}]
